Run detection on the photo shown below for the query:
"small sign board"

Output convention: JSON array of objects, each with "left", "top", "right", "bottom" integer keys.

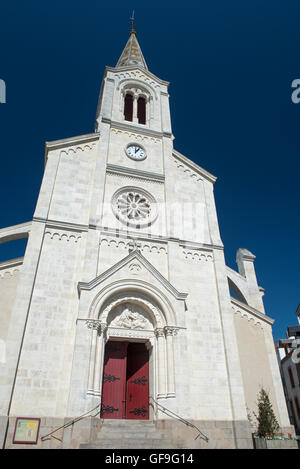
[{"left": 13, "top": 418, "right": 40, "bottom": 444}]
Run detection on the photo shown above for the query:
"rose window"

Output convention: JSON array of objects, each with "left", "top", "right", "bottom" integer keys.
[
  {"left": 117, "top": 192, "right": 151, "bottom": 221},
  {"left": 112, "top": 187, "right": 157, "bottom": 227}
]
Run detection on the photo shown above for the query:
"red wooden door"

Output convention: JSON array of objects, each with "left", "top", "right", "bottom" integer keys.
[
  {"left": 101, "top": 341, "right": 128, "bottom": 419},
  {"left": 125, "top": 343, "right": 149, "bottom": 420}
]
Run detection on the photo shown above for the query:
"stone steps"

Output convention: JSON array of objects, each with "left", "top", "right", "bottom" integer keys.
[
  {"left": 80, "top": 419, "right": 179, "bottom": 449},
  {"left": 81, "top": 439, "right": 178, "bottom": 449}
]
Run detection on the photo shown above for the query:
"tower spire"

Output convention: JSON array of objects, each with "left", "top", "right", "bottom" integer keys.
[
  {"left": 116, "top": 14, "right": 148, "bottom": 70},
  {"left": 130, "top": 10, "right": 135, "bottom": 33}
]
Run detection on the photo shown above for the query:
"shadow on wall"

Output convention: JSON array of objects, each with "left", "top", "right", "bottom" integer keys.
[{"left": 228, "top": 277, "right": 248, "bottom": 304}]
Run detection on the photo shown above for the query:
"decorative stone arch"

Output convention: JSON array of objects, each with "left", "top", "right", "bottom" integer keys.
[
  {"left": 88, "top": 280, "right": 177, "bottom": 326},
  {"left": 0, "top": 221, "right": 31, "bottom": 245},
  {"left": 227, "top": 275, "right": 249, "bottom": 305},
  {"left": 118, "top": 79, "right": 156, "bottom": 124},
  {"left": 85, "top": 281, "right": 179, "bottom": 402},
  {"left": 0, "top": 223, "right": 31, "bottom": 268},
  {"left": 100, "top": 294, "right": 166, "bottom": 328},
  {"left": 118, "top": 79, "right": 158, "bottom": 100}
]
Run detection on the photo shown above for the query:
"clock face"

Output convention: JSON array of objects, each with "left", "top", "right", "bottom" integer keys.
[{"left": 126, "top": 145, "right": 146, "bottom": 161}]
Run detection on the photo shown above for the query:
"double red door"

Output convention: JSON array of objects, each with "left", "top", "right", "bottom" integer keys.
[{"left": 101, "top": 341, "right": 149, "bottom": 420}]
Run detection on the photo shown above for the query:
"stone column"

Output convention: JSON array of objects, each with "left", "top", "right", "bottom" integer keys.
[
  {"left": 149, "top": 96, "right": 154, "bottom": 120},
  {"left": 146, "top": 95, "right": 150, "bottom": 126},
  {"left": 133, "top": 94, "right": 138, "bottom": 123},
  {"left": 86, "top": 320, "right": 107, "bottom": 397},
  {"left": 164, "top": 327, "right": 177, "bottom": 398},
  {"left": 87, "top": 321, "right": 99, "bottom": 394},
  {"left": 93, "top": 322, "right": 107, "bottom": 396},
  {"left": 155, "top": 328, "right": 166, "bottom": 398}
]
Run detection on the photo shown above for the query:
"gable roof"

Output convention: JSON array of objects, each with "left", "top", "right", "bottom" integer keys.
[{"left": 78, "top": 248, "right": 188, "bottom": 301}]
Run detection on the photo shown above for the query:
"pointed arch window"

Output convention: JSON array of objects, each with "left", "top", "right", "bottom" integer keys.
[
  {"left": 137, "top": 96, "right": 146, "bottom": 125},
  {"left": 124, "top": 93, "right": 133, "bottom": 122}
]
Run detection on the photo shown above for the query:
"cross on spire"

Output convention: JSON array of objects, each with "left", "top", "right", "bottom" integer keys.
[
  {"left": 116, "top": 13, "right": 148, "bottom": 70},
  {"left": 130, "top": 10, "right": 135, "bottom": 33}
]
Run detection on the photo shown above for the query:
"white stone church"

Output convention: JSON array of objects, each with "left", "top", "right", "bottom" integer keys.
[{"left": 0, "top": 28, "right": 293, "bottom": 449}]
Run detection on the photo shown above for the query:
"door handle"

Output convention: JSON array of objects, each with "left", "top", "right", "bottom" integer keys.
[{"left": 129, "top": 393, "right": 132, "bottom": 401}]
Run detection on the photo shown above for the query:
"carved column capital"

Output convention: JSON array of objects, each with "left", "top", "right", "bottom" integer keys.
[
  {"left": 100, "top": 321, "right": 108, "bottom": 334},
  {"left": 86, "top": 320, "right": 107, "bottom": 334},
  {"left": 155, "top": 327, "right": 165, "bottom": 338},
  {"left": 164, "top": 326, "right": 179, "bottom": 337}
]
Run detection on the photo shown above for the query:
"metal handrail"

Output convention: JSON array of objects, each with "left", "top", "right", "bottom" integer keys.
[
  {"left": 149, "top": 396, "right": 209, "bottom": 442},
  {"left": 40, "top": 403, "right": 102, "bottom": 442},
  {"left": 41, "top": 398, "right": 209, "bottom": 444}
]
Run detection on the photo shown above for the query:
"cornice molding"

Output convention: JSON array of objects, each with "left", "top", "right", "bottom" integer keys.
[
  {"left": 106, "top": 164, "right": 165, "bottom": 183},
  {"left": 45, "top": 133, "right": 100, "bottom": 151},
  {"left": 231, "top": 297, "right": 274, "bottom": 325},
  {"left": 88, "top": 226, "right": 224, "bottom": 252},
  {"left": 104, "top": 65, "right": 170, "bottom": 87},
  {"left": 172, "top": 149, "right": 217, "bottom": 184},
  {"left": 0, "top": 257, "right": 24, "bottom": 270},
  {"left": 179, "top": 241, "right": 223, "bottom": 251},
  {"left": 44, "top": 133, "right": 100, "bottom": 164},
  {"left": 33, "top": 217, "right": 89, "bottom": 233},
  {"left": 101, "top": 118, "right": 172, "bottom": 139}
]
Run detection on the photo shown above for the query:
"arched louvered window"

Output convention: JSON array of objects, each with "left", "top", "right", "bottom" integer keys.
[
  {"left": 137, "top": 96, "right": 146, "bottom": 125},
  {"left": 124, "top": 93, "right": 133, "bottom": 121}
]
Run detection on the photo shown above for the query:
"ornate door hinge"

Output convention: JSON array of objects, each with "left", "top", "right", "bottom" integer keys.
[
  {"left": 130, "top": 375, "right": 148, "bottom": 385},
  {"left": 129, "top": 406, "right": 148, "bottom": 417},
  {"left": 103, "top": 373, "right": 120, "bottom": 383},
  {"left": 101, "top": 404, "right": 119, "bottom": 416}
]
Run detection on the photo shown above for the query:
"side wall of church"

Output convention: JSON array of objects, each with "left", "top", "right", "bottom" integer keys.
[
  {"left": 234, "top": 312, "right": 279, "bottom": 417},
  {"left": 0, "top": 263, "right": 21, "bottom": 365},
  {"left": 233, "top": 304, "right": 292, "bottom": 431}
]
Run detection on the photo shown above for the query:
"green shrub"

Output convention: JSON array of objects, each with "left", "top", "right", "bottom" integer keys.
[{"left": 253, "top": 388, "right": 280, "bottom": 437}]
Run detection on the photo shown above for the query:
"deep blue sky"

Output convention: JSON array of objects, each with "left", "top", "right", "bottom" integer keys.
[{"left": 0, "top": 1, "right": 299, "bottom": 341}]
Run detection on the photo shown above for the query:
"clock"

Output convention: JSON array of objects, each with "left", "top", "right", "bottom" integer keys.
[{"left": 125, "top": 144, "right": 146, "bottom": 161}]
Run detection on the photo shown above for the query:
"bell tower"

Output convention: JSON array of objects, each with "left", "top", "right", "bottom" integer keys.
[
  {"left": 90, "top": 25, "right": 175, "bottom": 242},
  {"left": 94, "top": 26, "right": 172, "bottom": 173}
]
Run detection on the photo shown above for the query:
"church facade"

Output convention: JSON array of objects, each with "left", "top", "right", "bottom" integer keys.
[{"left": 0, "top": 30, "right": 293, "bottom": 449}]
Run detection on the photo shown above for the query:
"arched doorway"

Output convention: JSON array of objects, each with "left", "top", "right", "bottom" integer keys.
[
  {"left": 101, "top": 340, "right": 149, "bottom": 420},
  {"left": 85, "top": 289, "right": 180, "bottom": 408},
  {"left": 100, "top": 301, "right": 152, "bottom": 420}
]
